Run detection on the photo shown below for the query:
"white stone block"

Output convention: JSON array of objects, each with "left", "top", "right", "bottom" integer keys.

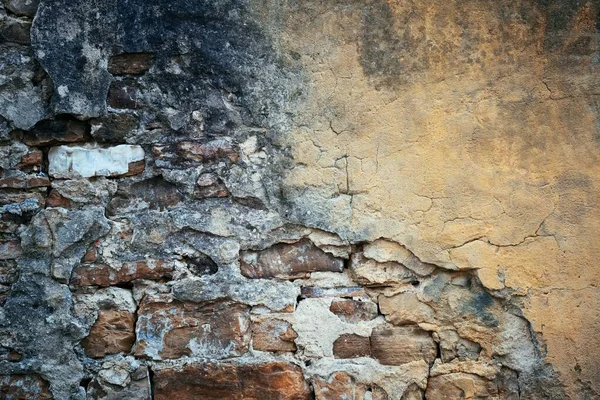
[{"left": 48, "top": 144, "right": 144, "bottom": 179}]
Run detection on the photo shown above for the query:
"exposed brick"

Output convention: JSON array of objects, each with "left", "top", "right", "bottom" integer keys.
[
  {"left": 195, "top": 172, "right": 229, "bottom": 198},
  {"left": 0, "top": 374, "right": 52, "bottom": 400},
  {"left": 81, "top": 309, "right": 135, "bottom": 358},
  {"left": 333, "top": 334, "right": 371, "bottom": 359},
  {"left": 46, "top": 190, "right": 72, "bottom": 209},
  {"left": 90, "top": 113, "right": 138, "bottom": 143},
  {"left": 241, "top": 239, "right": 344, "bottom": 280},
  {"left": 252, "top": 318, "right": 297, "bottom": 352},
  {"left": 21, "top": 116, "right": 90, "bottom": 146},
  {"left": 107, "top": 80, "right": 141, "bottom": 109},
  {"left": 153, "top": 139, "right": 239, "bottom": 168},
  {"left": 425, "top": 373, "right": 496, "bottom": 400},
  {"left": 370, "top": 325, "right": 437, "bottom": 366},
  {"left": 153, "top": 361, "right": 311, "bottom": 400},
  {"left": 313, "top": 372, "right": 388, "bottom": 400},
  {"left": 329, "top": 299, "right": 378, "bottom": 322},
  {"left": 0, "top": 175, "right": 50, "bottom": 189},
  {"left": 70, "top": 260, "right": 175, "bottom": 287},
  {"left": 135, "top": 298, "right": 250, "bottom": 360},
  {"left": 108, "top": 53, "right": 155, "bottom": 75},
  {"left": 15, "top": 150, "right": 42, "bottom": 172}
]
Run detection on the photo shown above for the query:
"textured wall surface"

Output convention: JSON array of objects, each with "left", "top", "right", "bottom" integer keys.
[{"left": 0, "top": 0, "right": 599, "bottom": 399}]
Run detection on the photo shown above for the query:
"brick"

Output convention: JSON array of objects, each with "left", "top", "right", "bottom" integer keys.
[
  {"left": 252, "top": 318, "right": 297, "bottom": 352},
  {"left": 370, "top": 325, "right": 437, "bottom": 366},
  {"left": 313, "top": 372, "right": 388, "bottom": 400},
  {"left": 0, "top": 374, "right": 52, "bottom": 400},
  {"left": 107, "top": 79, "right": 141, "bottom": 109},
  {"left": 81, "top": 309, "right": 135, "bottom": 358},
  {"left": 425, "top": 373, "right": 495, "bottom": 400},
  {"left": 332, "top": 334, "right": 371, "bottom": 359},
  {"left": 108, "top": 53, "right": 155, "bottom": 75},
  {"left": 329, "top": 299, "right": 378, "bottom": 322},
  {"left": 135, "top": 298, "right": 250, "bottom": 360},
  {"left": 153, "top": 361, "right": 310, "bottom": 400},
  {"left": 71, "top": 260, "right": 175, "bottom": 287},
  {"left": 21, "top": 116, "right": 90, "bottom": 146},
  {"left": 153, "top": 139, "right": 239, "bottom": 168},
  {"left": 241, "top": 239, "right": 344, "bottom": 280}
]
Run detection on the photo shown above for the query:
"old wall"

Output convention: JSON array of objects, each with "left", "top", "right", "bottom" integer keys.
[{"left": 0, "top": 0, "right": 598, "bottom": 399}]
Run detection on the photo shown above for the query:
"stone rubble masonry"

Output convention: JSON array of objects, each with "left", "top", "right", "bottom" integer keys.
[
  {"left": 48, "top": 144, "right": 145, "bottom": 179},
  {"left": 0, "top": 0, "right": 593, "bottom": 398}
]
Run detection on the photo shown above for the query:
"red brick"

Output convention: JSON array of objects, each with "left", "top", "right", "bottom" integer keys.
[
  {"left": 70, "top": 260, "right": 174, "bottom": 287},
  {"left": 153, "top": 361, "right": 310, "bottom": 400},
  {"left": 108, "top": 53, "right": 155, "bottom": 75},
  {"left": 252, "top": 318, "right": 297, "bottom": 352},
  {"left": 135, "top": 298, "right": 250, "bottom": 360},
  {"left": 333, "top": 334, "right": 371, "bottom": 359},
  {"left": 241, "top": 239, "right": 344, "bottom": 280},
  {"left": 81, "top": 309, "right": 135, "bottom": 358}
]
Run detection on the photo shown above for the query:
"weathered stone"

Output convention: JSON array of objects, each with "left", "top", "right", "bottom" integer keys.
[
  {"left": 379, "top": 292, "right": 436, "bottom": 325},
  {"left": 153, "top": 140, "right": 239, "bottom": 168},
  {"left": 87, "top": 361, "right": 150, "bottom": 400},
  {"left": 401, "top": 383, "right": 424, "bottom": 400},
  {"left": 81, "top": 309, "right": 135, "bottom": 358},
  {"left": 21, "top": 116, "right": 90, "bottom": 146},
  {"left": 350, "top": 253, "right": 417, "bottom": 287},
  {"left": 241, "top": 239, "right": 344, "bottom": 280},
  {"left": 329, "top": 298, "right": 378, "bottom": 322},
  {"left": 0, "top": 238, "right": 21, "bottom": 260},
  {"left": 71, "top": 260, "right": 175, "bottom": 287},
  {"left": 370, "top": 325, "right": 437, "bottom": 366},
  {"left": 3, "top": 0, "right": 40, "bottom": 17},
  {"left": 332, "top": 334, "right": 371, "bottom": 359},
  {"left": 0, "top": 260, "right": 18, "bottom": 284},
  {"left": 0, "top": 374, "right": 52, "bottom": 399},
  {"left": 14, "top": 149, "right": 42, "bottom": 172},
  {"left": 0, "top": 16, "right": 30, "bottom": 45},
  {"left": 107, "top": 79, "right": 141, "bottom": 109},
  {"left": 0, "top": 46, "right": 46, "bottom": 130},
  {"left": 135, "top": 298, "right": 250, "bottom": 360},
  {"left": 153, "top": 361, "right": 311, "bottom": 400},
  {"left": 0, "top": 175, "right": 50, "bottom": 189},
  {"left": 108, "top": 176, "right": 182, "bottom": 213},
  {"left": 108, "top": 53, "right": 155, "bottom": 75},
  {"left": 46, "top": 190, "right": 71, "bottom": 209},
  {"left": 437, "top": 330, "right": 481, "bottom": 362},
  {"left": 425, "top": 373, "right": 495, "bottom": 400},
  {"left": 313, "top": 372, "right": 388, "bottom": 400},
  {"left": 90, "top": 113, "right": 138, "bottom": 143},
  {"left": 48, "top": 144, "right": 145, "bottom": 179},
  {"left": 252, "top": 318, "right": 297, "bottom": 352},
  {"left": 195, "top": 172, "right": 229, "bottom": 198}
]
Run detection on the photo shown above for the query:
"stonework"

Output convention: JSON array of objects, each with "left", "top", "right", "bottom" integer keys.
[{"left": 0, "top": 0, "right": 598, "bottom": 399}]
